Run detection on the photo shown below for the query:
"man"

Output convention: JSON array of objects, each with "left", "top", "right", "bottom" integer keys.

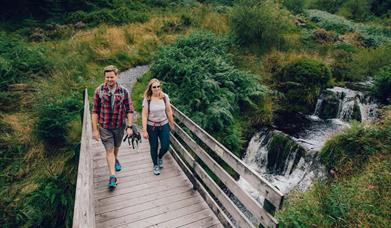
[{"left": 92, "top": 65, "right": 133, "bottom": 190}]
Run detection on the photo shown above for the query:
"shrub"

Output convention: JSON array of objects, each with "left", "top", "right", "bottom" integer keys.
[
  {"left": 23, "top": 172, "right": 75, "bottom": 227},
  {"left": 66, "top": 8, "right": 149, "bottom": 26},
  {"left": 332, "top": 49, "right": 354, "bottom": 81},
  {"left": 338, "top": 0, "right": 372, "bottom": 22},
  {"left": 0, "top": 32, "right": 51, "bottom": 89},
  {"left": 305, "top": 9, "right": 391, "bottom": 47},
  {"left": 347, "top": 44, "right": 391, "bottom": 81},
  {"left": 35, "top": 95, "right": 82, "bottom": 146},
  {"left": 283, "top": 0, "right": 307, "bottom": 14},
  {"left": 275, "top": 58, "right": 332, "bottom": 114},
  {"left": 306, "top": 9, "right": 354, "bottom": 33},
  {"left": 0, "top": 91, "right": 21, "bottom": 112},
  {"left": 151, "top": 31, "right": 271, "bottom": 154},
  {"left": 230, "top": 0, "right": 292, "bottom": 50},
  {"left": 373, "top": 65, "right": 391, "bottom": 104},
  {"left": 311, "top": 0, "right": 344, "bottom": 14},
  {"left": 320, "top": 123, "right": 383, "bottom": 175}
]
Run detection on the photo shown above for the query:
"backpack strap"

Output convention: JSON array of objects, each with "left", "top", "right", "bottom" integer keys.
[{"left": 147, "top": 94, "right": 167, "bottom": 115}]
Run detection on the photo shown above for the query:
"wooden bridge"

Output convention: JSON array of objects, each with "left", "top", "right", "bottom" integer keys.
[{"left": 72, "top": 89, "right": 284, "bottom": 228}]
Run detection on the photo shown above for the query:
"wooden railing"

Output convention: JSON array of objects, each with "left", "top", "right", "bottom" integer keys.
[
  {"left": 170, "top": 105, "right": 284, "bottom": 228},
  {"left": 72, "top": 89, "right": 96, "bottom": 228}
]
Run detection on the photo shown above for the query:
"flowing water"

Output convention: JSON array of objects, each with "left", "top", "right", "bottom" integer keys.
[{"left": 239, "top": 86, "right": 378, "bottom": 199}]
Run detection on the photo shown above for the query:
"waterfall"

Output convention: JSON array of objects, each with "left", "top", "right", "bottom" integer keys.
[
  {"left": 312, "top": 98, "right": 323, "bottom": 116},
  {"left": 239, "top": 86, "right": 379, "bottom": 197},
  {"left": 325, "top": 87, "right": 378, "bottom": 122}
]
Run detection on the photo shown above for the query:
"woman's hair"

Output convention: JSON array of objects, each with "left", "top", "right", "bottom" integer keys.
[{"left": 143, "top": 78, "right": 165, "bottom": 100}]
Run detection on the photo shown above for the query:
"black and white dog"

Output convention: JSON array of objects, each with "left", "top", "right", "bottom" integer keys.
[{"left": 123, "top": 124, "right": 142, "bottom": 149}]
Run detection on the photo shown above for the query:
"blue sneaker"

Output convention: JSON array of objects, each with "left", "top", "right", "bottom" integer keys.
[
  {"left": 108, "top": 175, "right": 117, "bottom": 190},
  {"left": 153, "top": 165, "right": 160, "bottom": 175},
  {"left": 158, "top": 158, "right": 163, "bottom": 169},
  {"left": 115, "top": 159, "right": 121, "bottom": 172}
]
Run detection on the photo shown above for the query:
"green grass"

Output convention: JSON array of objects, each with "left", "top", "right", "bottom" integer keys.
[
  {"left": 277, "top": 107, "right": 391, "bottom": 227},
  {"left": 2, "top": 2, "right": 391, "bottom": 227}
]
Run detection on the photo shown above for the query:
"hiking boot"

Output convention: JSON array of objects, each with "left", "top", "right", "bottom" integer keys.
[
  {"left": 158, "top": 158, "right": 164, "bottom": 169},
  {"left": 115, "top": 159, "right": 122, "bottom": 172},
  {"left": 108, "top": 175, "right": 117, "bottom": 190},
  {"left": 153, "top": 165, "right": 160, "bottom": 175}
]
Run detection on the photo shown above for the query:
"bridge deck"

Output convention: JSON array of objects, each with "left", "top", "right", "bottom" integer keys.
[{"left": 91, "top": 139, "right": 223, "bottom": 228}]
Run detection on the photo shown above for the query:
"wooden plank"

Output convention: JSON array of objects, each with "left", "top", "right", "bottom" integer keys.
[
  {"left": 175, "top": 124, "right": 277, "bottom": 227},
  {"left": 94, "top": 160, "right": 153, "bottom": 177},
  {"left": 170, "top": 138, "right": 235, "bottom": 228},
  {"left": 179, "top": 215, "right": 221, "bottom": 228},
  {"left": 96, "top": 184, "right": 192, "bottom": 214},
  {"left": 94, "top": 169, "right": 182, "bottom": 195},
  {"left": 97, "top": 198, "right": 205, "bottom": 227},
  {"left": 73, "top": 89, "right": 96, "bottom": 228},
  {"left": 145, "top": 208, "right": 218, "bottom": 228},
  {"left": 172, "top": 105, "right": 284, "bottom": 209},
  {"left": 96, "top": 190, "right": 198, "bottom": 222},
  {"left": 94, "top": 161, "right": 175, "bottom": 182},
  {"left": 94, "top": 166, "right": 177, "bottom": 188},
  {"left": 115, "top": 202, "right": 209, "bottom": 228},
  {"left": 95, "top": 175, "right": 185, "bottom": 200},
  {"left": 93, "top": 153, "right": 150, "bottom": 169}
]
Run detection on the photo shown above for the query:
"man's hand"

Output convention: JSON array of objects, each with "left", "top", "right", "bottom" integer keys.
[
  {"left": 92, "top": 130, "right": 100, "bottom": 141},
  {"left": 126, "top": 128, "right": 133, "bottom": 137}
]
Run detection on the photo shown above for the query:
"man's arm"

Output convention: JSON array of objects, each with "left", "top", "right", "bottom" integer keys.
[
  {"left": 124, "top": 89, "right": 134, "bottom": 135},
  {"left": 92, "top": 87, "right": 100, "bottom": 141}
]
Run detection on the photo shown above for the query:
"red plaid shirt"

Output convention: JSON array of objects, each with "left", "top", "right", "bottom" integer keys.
[{"left": 92, "top": 83, "right": 134, "bottom": 129}]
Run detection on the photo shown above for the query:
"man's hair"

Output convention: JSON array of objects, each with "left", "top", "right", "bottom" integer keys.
[{"left": 103, "top": 65, "right": 119, "bottom": 75}]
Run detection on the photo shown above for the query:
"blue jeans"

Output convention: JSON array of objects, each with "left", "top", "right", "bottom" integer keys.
[{"left": 147, "top": 123, "right": 170, "bottom": 166}]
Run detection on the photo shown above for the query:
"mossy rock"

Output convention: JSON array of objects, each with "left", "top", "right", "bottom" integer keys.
[
  {"left": 351, "top": 100, "right": 362, "bottom": 122},
  {"left": 266, "top": 131, "right": 305, "bottom": 175},
  {"left": 318, "top": 90, "right": 340, "bottom": 119}
]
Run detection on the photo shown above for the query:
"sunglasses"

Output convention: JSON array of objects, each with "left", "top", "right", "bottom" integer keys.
[{"left": 152, "top": 85, "right": 160, "bottom": 89}]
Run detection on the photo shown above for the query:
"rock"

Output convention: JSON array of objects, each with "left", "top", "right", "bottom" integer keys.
[
  {"left": 74, "top": 21, "right": 86, "bottom": 29},
  {"left": 318, "top": 90, "right": 340, "bottom": 119},
  {"left": 29, "top": 28, "right": 46, "bottom": 41}
]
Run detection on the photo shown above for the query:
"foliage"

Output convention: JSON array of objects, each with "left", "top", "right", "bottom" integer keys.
[
  {"left": 373, "top": 65, "right": 391, "bottom": 103},
  {"left": 311, "top": 0, "right": 344, "bottom": 14},
  {"left": 35, "top": 95, "right": 82, "bottom": 146},
  {"left": 347, "top": 44, "right": 391, "bottom": 81},
  {"left": 22, "top": 172, "right": 75, "bottom": 228},
  {"left": 305, "top": 9, "right": 391, "bottom": 47},
  {"left": 0, "top": 32, "right": 51, "bottom": 89},
  {"left": 306, "top": 9, "right": 355, "bottom": 33},
  {"left": 337, "top": 0, "right": 372, "bottom": 22},
  {"left": 66, "top": 7, "right": 149, "bottom": 26},
  {"left": 278, "top": 110, "right": 391, "bottom": 226},
  {"left": 0, "top": 92, "right": 21, "bottom": 112},
  {"left": 275, "top": 58, "right": 332, "bottom": 114},
  {"left": 320, "top": 122, "right": 389, "bottom": 175},
  {"left": 151, "top": 31, "right": 271, "bottom": 155},
  {"left": 230, "top": 0, "right": 293, "bottom": 50},
  {"left": 283, "top": 0, "right": 307, "bottom": 14}
]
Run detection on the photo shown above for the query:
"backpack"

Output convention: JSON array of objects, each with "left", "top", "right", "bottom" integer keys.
[{"left": 98, "top": 83, "right": 125, "bottom": 100}]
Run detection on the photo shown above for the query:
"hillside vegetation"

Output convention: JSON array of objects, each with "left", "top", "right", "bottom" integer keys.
[{"left": 1, "top": 0, "right": 390, "bottom": 227}]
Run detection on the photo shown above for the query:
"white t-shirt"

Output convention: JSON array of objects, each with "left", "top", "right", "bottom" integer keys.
[{"left": 142, "top": 94, "right": 170, "bottom": 122}]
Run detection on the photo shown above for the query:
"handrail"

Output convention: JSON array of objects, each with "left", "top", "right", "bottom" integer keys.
[
  {"left": 170, "top": 105, "right": 283, "bottom": 227},
  {"left": 72, "top": 89, "right": 96, "bottom": 228},
  {"left": 171, "top": 105, "right": 284, "bottom": 209}
]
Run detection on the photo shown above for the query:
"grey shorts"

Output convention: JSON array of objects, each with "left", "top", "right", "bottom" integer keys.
[{"left": 99, "top": 126, "right": 124, "bottom": 151}]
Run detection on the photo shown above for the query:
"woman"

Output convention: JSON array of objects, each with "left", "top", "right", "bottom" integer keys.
[{"left": 142, "top": 78, "right": 175, "bottom": 175}]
